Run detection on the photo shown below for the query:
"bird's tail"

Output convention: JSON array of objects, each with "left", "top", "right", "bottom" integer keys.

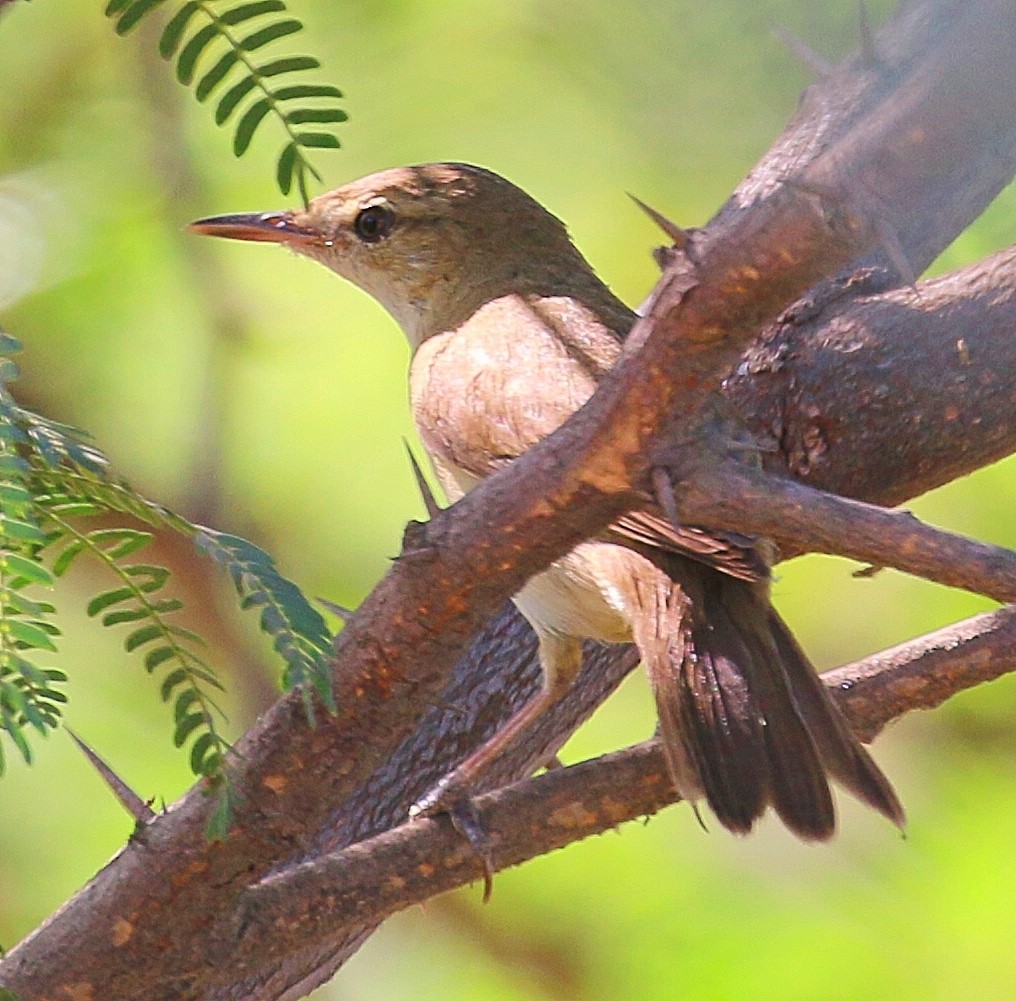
[{"left": 633, "top": 562, "right": 904, "bottom": 840}]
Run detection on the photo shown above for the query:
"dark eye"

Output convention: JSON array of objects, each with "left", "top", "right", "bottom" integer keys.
[{"left": 354, "top": 204, "right": 395, "bottom": 243}]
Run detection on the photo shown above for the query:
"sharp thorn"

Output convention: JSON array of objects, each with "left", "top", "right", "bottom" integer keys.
[
  {"left": 771, "top": 24, "right": 834, "bottom": 78},
  {"left": 858, "top": 1, "right": 878, "bottom": 67},
  {"left": 873, "top": 216, "right": 917, "bottom": 289},
  {"left": 852, "top": 563, "right": 884, "bottom": 579},
  {"left": 650, "top": 467, "right": 682, "bottom": 531},
  {"left": 627, "top": 193, "right": 689, "bottom": 249},
  {"left": 403, "top": 438, "right": 442, "bottom": 519},
  {"left": 66, "top": 726, "right": 156, "bottom": 825},
  {"left": 317, "top": 596, "right": 354, "bottom": 622}
]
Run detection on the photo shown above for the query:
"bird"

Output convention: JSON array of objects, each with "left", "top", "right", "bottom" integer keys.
[{"left": 189, "top": 162, "right": 904, "bottom": 840}]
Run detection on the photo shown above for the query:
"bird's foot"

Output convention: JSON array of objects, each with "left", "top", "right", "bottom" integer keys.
[{"left": 410, "top": 777, "right": 495, "bottom": 902}]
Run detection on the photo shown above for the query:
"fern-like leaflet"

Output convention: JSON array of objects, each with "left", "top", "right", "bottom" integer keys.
[
  {"left": 0, "top": 334, "right": 66, "bottom": 775},
  {"left": 0, "top": 331, "right": 334, "bottom": 792},
  {"left": 105, "top": 0, "right": 346, "bottom": 206}
]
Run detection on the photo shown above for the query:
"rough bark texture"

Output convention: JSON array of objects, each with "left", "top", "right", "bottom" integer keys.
[{"left": 2, "top": 1, "right": 1016, "bottom": 999}]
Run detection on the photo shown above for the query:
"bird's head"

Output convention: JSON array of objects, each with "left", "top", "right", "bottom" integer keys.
[{"left": 189, "top": 162, "right": 596, "bottom": 347}]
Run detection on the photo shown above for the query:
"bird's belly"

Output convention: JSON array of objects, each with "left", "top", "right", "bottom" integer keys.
[{"left": 514, "top": 542, "right": 634, "bottom": 644}]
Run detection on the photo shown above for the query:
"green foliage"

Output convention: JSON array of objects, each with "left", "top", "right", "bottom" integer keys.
[
  {"left": 105, "top": 0, "right": 346, "bottom": 206},
  {"left": 0, "top": 331, "right": 334, "bottom": 783}
]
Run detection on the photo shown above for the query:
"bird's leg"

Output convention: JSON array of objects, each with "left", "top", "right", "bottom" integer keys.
[{"left": 409, "top": 633, "right": 582, "bottom": 818}]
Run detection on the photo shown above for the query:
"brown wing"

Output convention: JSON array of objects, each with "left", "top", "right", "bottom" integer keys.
[{"left": 609, "top": 512, "right": 771, "bottom": 582}]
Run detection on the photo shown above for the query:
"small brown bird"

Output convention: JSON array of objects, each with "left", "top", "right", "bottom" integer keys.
[{"left": 190, "top": 163, "right": 904, "bottom": 839}]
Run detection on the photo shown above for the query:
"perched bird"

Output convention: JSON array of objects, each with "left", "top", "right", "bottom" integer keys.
[{"left": 190, "top": 163, "right": 904, "bottom": 839}]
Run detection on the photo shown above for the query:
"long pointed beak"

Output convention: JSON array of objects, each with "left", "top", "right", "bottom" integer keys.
[{"left": 187, "top": 210, "right": 320, "bottom": 246}]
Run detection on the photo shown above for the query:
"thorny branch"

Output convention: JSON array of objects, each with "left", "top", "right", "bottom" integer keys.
[
  {"left": 2, "top": 2, "right": 1016, "bottom": 999},
  {"left": 242, "top": 601, "right": 1016, "bottom": 944}
]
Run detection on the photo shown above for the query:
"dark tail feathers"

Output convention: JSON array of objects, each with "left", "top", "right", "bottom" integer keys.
[{"left": 637, "top": 563, "right": 905, "bottom": 840}]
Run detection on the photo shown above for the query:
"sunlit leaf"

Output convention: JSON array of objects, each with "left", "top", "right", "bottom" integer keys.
[
  {"left": 6, "top": 620, "right": 58, "bottom": 652},
  {"left": 1, "top": 553, "right": 53, "bottom": 587}
]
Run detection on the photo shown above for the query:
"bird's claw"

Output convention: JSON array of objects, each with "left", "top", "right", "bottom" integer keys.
[{"left": 410, "top": 777, "right": 495, "bottom": 902}]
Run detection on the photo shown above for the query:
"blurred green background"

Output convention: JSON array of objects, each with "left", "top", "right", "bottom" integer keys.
[{"left": 2, "top": 1, "right": 1015, "bottom": 998}]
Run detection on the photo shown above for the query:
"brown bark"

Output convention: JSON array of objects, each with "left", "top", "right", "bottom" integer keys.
[
  {"left": 2, "top": 1, "right": 1016, "bottom": 999},
  {"left": 241, "top": 602, "right": 1016, "bottom": 945}
]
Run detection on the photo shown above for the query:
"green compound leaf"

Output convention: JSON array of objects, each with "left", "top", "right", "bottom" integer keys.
[
  {"left": 0, "top": 516, "right": 48, "bottom": 544},
  {"left": 276, "top": 141, "right": 299, "bottom": 194},
  {"left": 159, "top": 666, "right": 189, "bottom": 700},
  {"left": 195, "top": 48, "right": 240, "bottom": 101},
  {"left": 293, "top": 131, "right": 341, "bottom": 149},
  {"left": 104, "top": 0, "right": 135, "bottom": 16},
  {"left": 177, "top": 21, "right": 221, "bottom": 84},
  {"left": 0, "top": 324, "right": 334, "bottom": 834},
  {"left": 103, "top": 1, "right": 343, "bottom": 206},
  {"left": 173, "top": 711, "right": 206, "bottom": 747},
  {"left": 115, "top": 0, "right": 171, "bottom": 35},
  {"left": 258, "top": 54, "right": 319, "bottom": 76},
  {"left": 125, "top": 623, "right": 164, "bottom": 652},
  {"left": 237, "top": 18, "right": 301, "bottom": 51},
  {"left": 220, "top": 0, "right": 285, "bottom": 26},
  {"left": 198, "top": 529, "right": 333, "bottom": 713},
  {"left": 284, "top": 107, "right": 348, "bottom": 125},
  {"left": 215, "top": 74, "right": 258, "bottom": 124},
  {"left": 1, "top": 553, "right": 53, "bottom": 587},
  {"left": 5, "top": 620, "right": 59, "bottom": 652},
  {"left": 273, "top": 82, "right": 343, "bottom": 101},
  {"left": 233, "top": 96, "right": 273, "bottom": 155},
  {"left": 145, "top": 646, "right": 177, "bottom": 673},
  {"left": 86, "top": 586, "right": 136, "bottom": 618},
  {"left": 159, "top": 0, "right": 200, "bottom": 57}
]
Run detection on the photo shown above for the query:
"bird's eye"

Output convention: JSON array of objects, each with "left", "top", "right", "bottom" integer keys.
[{"left": 354, "top": 204, "right": 395, "bottom": 243}]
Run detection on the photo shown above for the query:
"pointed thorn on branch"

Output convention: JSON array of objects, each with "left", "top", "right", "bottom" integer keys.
[
  {"left": 542, "top": 753, "right": 565, "bottom": 771},
  {"left": 66, "top": 726, "right": 156, "bottom": 825},
  {"left": 627, "top": 193, "right": 690, "bottom": 249},
  {"left": 403, "top": 438, "right": 442, "bottom": 519},
  {"left": 858, "top": 1, "right": 879, "bottom": 67},
  {"left": 873, "top": 216, "right": 917, "bottom": 289},
  {"left": 651, "top": 467, "right": 683, "bottom": 530},
  {"left": 317, "top": 597, "right": 354, "bottom": 623},
  {"left": 771, "top": 23, "right": 834, "bottom": 78},
  {"left": 852, "top": 564, "right": 884, "bottom": 579}
]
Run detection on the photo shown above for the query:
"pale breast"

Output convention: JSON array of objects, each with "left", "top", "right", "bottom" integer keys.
[
  {"left": 409, "top": 291, "right": 637, "bottom": 643},
  {"left": 409, "top": 293, "right": 608, "bottom": 484}
]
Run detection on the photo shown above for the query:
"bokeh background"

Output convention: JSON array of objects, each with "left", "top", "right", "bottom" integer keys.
[{"left": 2, "top": 1, "right": 1015, "bottom": 998}]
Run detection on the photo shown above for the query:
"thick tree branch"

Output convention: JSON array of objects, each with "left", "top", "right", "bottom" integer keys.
[
  {"left": 729, "top": 246, "right": 1016, "bottom": 511},
  {"left": 240, "top": 604, "right": 1016, "bottom": 952},
  {"left": 3, "top": 2, "right": 1016, "bottom": 999},
  {"left": 676, "top": 463, "right": 1016, "bottom": 602}
]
